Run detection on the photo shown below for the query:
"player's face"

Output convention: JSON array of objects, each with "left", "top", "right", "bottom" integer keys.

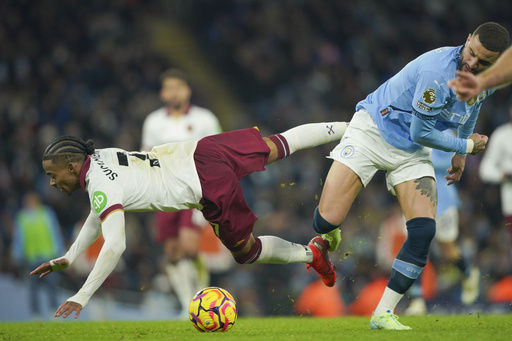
[
  {"left": 42, "top": 160, "right": 81, "bottom": 195},
  {"left": 460, "top": 34, "right": 500, "bottom": 75},
  {"left": 160, "top": 77, "right": 191, "bottom": 111}
]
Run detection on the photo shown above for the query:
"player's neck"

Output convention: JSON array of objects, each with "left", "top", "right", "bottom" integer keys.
[{"left": 167, "top": 104, "right": 190, "bottom": 117}]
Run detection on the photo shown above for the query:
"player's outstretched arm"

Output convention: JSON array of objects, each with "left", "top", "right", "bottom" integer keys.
[
  {"left": 30, "top": 211, "right": 102, "bottom": 279},
  {"left": 30, "top": 258, "right": 69, "bottom": 278},
  {"left": 55, "top": 301, "right": 83, "bottom": 319},
  {"left": 57, "top": 211, "right": 126, "bottom": 318}
]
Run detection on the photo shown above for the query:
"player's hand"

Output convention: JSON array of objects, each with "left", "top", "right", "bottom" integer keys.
[
  {"left": 55, "top": 300, "right": 83, "bottom": 319},
  {"left": 445, "top": 154, "right": 466, "bottom": 186},
  {"left": 30, "top": 258, "right": 69, "bottom": 278},
  {"left": 467, "top": 133, "right": 488, "bottom": 155},
  {"left": 448, "top": 70, "right": 482, "bottom": 102}
]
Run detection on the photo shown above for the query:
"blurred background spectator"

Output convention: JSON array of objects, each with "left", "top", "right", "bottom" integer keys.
[
  {"left": 10, "top": 191, "right": 64, "bottom": 319},
  {"left": 1, "top": 0, "right": 511, "bottom": 320}
]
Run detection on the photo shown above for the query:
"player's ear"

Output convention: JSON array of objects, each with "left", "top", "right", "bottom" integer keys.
[{"left": 466, "top": 33, "right": 472, "bottom": 44}]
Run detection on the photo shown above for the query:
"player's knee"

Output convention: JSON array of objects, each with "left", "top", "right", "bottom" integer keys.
[
  {"left": 397, "top": 217, "right": 436, "bottom": 266},
  {"left": 312, "top": 206, "right": 341, "bottom": 234},
  {"left": 233, "top": 237, "right": 262, "bottom": 264},
  {"left": 407, "top": 217, "right": 436, "bottom": 242}
]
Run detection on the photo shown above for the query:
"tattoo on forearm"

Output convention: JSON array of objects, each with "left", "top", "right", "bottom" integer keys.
[{"left": 413, "top": 177, "right": 438, "bottom": 206}]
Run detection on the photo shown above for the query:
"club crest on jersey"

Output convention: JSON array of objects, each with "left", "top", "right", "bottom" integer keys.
[
  {"left": 467, "top": 91, "right": 487, "bottom": 106},
  {"left": 422, "top": 88, "right": 436, "bottom": 104},
  {"left": 93, "top": 191, "right": 107, "bottom": 213},
  {"left": 341, "top": 145, "right": 355, "bottom": 158}
]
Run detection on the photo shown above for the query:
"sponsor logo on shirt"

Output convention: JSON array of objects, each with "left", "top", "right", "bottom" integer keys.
[
  {"left": 92, "top": 153, "right": 118, "bottom": 180},
  {"left": 93, "top": 191, "right": 107, "bottom": 213},
  {"left": 439, "top": 109, "right": 470, "bottom": 124},
  {"left": 415, "top": 101, "right": 433, "bottom": 112}
]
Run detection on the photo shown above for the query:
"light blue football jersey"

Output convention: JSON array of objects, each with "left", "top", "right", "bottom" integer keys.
[{"left": 357, "top": 46, "right": 494, "bottom": 154}]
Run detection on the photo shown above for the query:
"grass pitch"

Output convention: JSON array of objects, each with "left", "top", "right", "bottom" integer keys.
[{"left": 2, "top": 314, "right": 512, "bottom": 341}]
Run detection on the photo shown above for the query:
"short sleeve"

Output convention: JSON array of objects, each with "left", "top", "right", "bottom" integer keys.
[{"left": 88, "top": 178, "right": 124, "bottom": 222}]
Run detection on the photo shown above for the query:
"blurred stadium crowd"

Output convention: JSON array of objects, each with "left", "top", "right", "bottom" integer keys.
[{"left": 1, "top": 0, "right": 512, "bottom": 318}]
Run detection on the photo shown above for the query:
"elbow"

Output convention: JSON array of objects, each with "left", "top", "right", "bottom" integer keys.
[
  {"left": 104, "top": 240, "right": 126, "bottom": 258},
  {"left": 410, "top": 130, "right": 431, "bottom": 146},
  {"left": 114, "top": 240, "right": 127, "bottom": 256}
]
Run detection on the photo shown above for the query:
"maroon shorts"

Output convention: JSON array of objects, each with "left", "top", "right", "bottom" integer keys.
[
  {"left": 193, "top": 128, "right": 270, "bottom": 252},
  {"left": 154, "top": 210, "right": 201, "bottom": 243}
]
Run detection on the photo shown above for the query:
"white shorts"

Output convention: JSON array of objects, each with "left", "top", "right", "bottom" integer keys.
[
  {"left": 435, "top": 206, "right": 459, "bottom": 243},
  {"left": 329, "top": 109, "right": 435, "bottom": 195}
]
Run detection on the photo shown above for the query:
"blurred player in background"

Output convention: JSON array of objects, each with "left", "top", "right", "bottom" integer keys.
[
  {"left": 479, "top": 104, "right": 512, "bottom": 238},
  {"left": 404, "top": 137, "right": 480, "bottom": 315},
  {"left": 313, "top": 22, "right": 509, "bottom": 330},
  {"left": 11, "top": 191, "right": 65, "bottom": 319},
  {"left": 141, "top": 68, "right": 222, "bottom": 318},
  {"left": 449, "top": 45, "right": 512, "bottom": 101},
  {"left": 30, "top": 121, "right": 347, "bottom": 319}
]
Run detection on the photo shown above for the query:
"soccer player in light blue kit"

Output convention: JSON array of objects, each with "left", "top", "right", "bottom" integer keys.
[{"left": 313, "top": 22, "right": 510, "bottom": 330}]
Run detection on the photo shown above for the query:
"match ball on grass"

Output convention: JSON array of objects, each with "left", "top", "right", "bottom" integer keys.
[{"left": 189, "top": 286, "right": 237, "bottom": 332}]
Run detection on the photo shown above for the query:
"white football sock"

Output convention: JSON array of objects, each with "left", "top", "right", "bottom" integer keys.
[
  {"left": 192, "top": 254, "right": 210, "bottom": 291},
  {"left": 254, "top": 236, "right": 313, "bottom": 264},
  {"left": 281, "top": 122, "right": 347, "bottom": 154},
  {"left": 166, "top": 258, "right": 198, "bottom": 316},
  {"left": 374, "top": 286, "right": 404, "bottom": 315}
]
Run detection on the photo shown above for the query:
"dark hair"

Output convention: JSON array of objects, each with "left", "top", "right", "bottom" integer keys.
[
  {"left": 42, "top": 136, "right": 95, "bottom": 164},
  {"left": 473, "top": 22, "right": 510, "bottom": 54},
  {"left": 159, "top": 68, "right": 190, "bottom": 86}
]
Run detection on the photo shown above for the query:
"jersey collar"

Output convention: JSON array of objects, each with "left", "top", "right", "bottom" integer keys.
[
  {"left": 455, "top": 45, "right": 463, "bottom": 71},
  {"left": 166, "top": 104, "right": 191, "bottom": 116},
  {"left": 80, "top": 156, "right": 91, "bottom": 192}
]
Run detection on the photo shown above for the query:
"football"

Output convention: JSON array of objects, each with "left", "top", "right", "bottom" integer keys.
[{"left": 188, "top": 286, "right": 238, "bottom": 332}]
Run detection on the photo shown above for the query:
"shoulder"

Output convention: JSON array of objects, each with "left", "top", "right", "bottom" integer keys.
[
  {"left": 415, "top": 46, "right": 460, "bottom": 77},
  {"left": 89, "top": 149, "right": 123, "bottom": 177},
  {"left": 417, "top": 46, "right": 459, "bottom": 63},
  {"left": 413, "top": 48, "right": 461, "bottom": 103},
  {"left": 143, "top": 107, "right": 167, "bottom": 123}
]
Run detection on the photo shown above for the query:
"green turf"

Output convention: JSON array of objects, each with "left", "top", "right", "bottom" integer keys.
[{"left": 1, "top": 314, "right": 512, "bottom": 340}]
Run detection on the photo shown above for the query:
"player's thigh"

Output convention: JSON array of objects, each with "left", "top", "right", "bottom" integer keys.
[
  {"left": 395, "top": 177, "right": 437, "bottom": 221},
  {"left": 318, "top": 160, "right": 363, "bottom": 225},
  {"left": 200, "top": 171, "right": 258, "bottom": 253}
]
